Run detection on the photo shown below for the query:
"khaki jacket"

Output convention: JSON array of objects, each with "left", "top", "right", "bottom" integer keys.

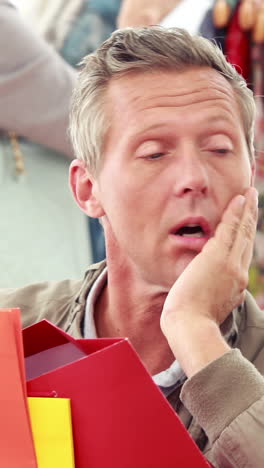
[{"left": 1, "top": 260, "right": 264, "bottom": 467}]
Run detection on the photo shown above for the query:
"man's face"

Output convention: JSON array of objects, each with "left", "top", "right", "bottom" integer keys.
[{"left": 93, "top": 67, "right": 253, "bottom": 289}]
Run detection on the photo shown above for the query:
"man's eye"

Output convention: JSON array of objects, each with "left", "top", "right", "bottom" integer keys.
[
  {"left": 211, "top": 148, "right": 230, "bottom": 155},
  {"left": 146, "top": 153, "right": 164, "bottom": 160}
]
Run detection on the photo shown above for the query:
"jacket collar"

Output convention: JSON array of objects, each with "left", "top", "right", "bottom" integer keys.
[
  {"left": 65, "top": 258, "right": 243, "bottom": 346},
  {"left": 65, "top": 260, "right": 106, "bottom": 337}
]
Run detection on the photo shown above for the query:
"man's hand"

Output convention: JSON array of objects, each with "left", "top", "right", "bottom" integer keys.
[
  {"left": 160, "top": 187, "right": 258, "bottom": 377},
  {"left": 117, "top": 0, "right": 181, "bottom": 28}
]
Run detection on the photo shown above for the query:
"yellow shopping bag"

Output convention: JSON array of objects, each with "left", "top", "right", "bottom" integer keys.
[{"left": 28, "top": 397, "right": 75, "bottom": 468}]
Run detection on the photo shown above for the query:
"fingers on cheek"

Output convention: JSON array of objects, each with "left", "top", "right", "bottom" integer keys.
[
  {"left": 251, "top": 205, "right": 258, "bottom": 232},
  {"left": 221, "top": 194, "right": 255, "bottom": 247},
  {"left": 240, "top": 218, "right": 256, "bottom": 243},
  {"left": 237, "top": 210, "right": 257, "bottom": 261},
  {"left": 216, "top": 220, "right": 240, "bottom": 253},
  {"left": 228, "top": 221, "right": 240, "bottom": 248},
  {"left": 227, "top": 194, "right": 246, "bottom": 218},
  {"left": 245, "top": 193, "right": 258, "bottom": 227},
  {"left": 226, "top": 263, "right": 248, "bottom": 291},
  {"left": 248, "top": 188, "right": 258, "bottom": 214}
]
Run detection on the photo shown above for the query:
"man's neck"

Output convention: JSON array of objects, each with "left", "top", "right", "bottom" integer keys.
[{"left": 94, "top": 264, "right": 176, "bottom": 375}]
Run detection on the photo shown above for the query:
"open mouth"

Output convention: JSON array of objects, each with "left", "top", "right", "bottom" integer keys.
[
  {"left": 175, "top": 224, "right": 205, "bottom": 238},
  {"left": 171, "top": 217, "right": 211, "bottom": 239}
]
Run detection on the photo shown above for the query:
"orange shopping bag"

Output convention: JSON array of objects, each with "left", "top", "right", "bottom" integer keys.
[{"left": 0, "top": 308, "right": 37, "bottom": 468}]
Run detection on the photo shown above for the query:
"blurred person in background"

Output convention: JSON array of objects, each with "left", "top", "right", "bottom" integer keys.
[{"left": 0, "top": 0, "right": 91, "bottom": 287}]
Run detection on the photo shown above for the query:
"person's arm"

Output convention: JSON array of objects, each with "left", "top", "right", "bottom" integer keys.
[
  {"left": 181, "top": 348, "right": 264, "bottom": 467},
  {"left": 161, "top": 187, "right": 264, "bottom": 466},
  {"left": 0, "top": 0, "right": 77, "bottom": 157}
]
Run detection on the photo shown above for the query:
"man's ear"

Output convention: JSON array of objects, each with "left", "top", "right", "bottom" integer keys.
[{"left": 69, "top": 159, "right": 105, "bottom": 217}]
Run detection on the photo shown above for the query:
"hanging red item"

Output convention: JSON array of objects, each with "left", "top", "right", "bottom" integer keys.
[{"left": 225, "top": 5, "right": 251, "bottom": 82}]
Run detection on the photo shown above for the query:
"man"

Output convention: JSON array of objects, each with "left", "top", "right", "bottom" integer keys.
[{"left": 2, "top": 27, "right": 264, "bottom": 466}]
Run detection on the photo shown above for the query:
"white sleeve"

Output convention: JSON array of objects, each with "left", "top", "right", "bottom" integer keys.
[{"left": 0, "top": 0, "right": 77, "bottom": 157}]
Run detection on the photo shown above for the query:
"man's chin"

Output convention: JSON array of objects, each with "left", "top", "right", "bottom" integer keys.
[
  {"left": 158, "top": 251, "right": 199, "bottom": 290},
  {"left": 172, "top": 251, "right": 199, "bottom": 278}
]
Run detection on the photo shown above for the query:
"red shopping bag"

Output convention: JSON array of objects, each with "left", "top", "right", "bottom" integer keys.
[
  {"left": 23, "top": 319, "right": 210, "bottom": 468},
  {"left": 0, "top": 308, "right": 37, "bottom": 468}
]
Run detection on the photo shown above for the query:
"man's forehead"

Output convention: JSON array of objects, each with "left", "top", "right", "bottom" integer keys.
[
  {"left": 106, "top": 66, "right": 238, "bottom": 111},
  {"left": 100, "top": 65, "right": 247, "bottom": 167},
  {"left": 104, "top": 66, "right": 241, "bottom": 137}
]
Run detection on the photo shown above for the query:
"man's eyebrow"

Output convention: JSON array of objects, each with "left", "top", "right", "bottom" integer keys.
[
  {"left": 133, "top": 116, "right": 232, "bottom": 138},
  {"left": 204, "top": 115, "right": 230, "bottom": 125},
  {"left": 131, "top": 122, "right": 173, "bottom": 138}
]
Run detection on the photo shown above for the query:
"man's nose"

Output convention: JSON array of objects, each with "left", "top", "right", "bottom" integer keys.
[{"left": 173, "top": 147, "right": 209, "bottom": 198}]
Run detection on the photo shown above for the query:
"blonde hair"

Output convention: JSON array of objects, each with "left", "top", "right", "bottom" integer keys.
[{"left": 70, "top": 26, "right": 255, "bottom": 174}]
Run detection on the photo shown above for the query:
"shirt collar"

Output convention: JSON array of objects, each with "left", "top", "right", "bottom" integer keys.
[
  {"left": 83, "top": 268, "right": 185, "bottom": 389},
  {"left": 74, "top": 263, "right": 242, "bottom": 392}
]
